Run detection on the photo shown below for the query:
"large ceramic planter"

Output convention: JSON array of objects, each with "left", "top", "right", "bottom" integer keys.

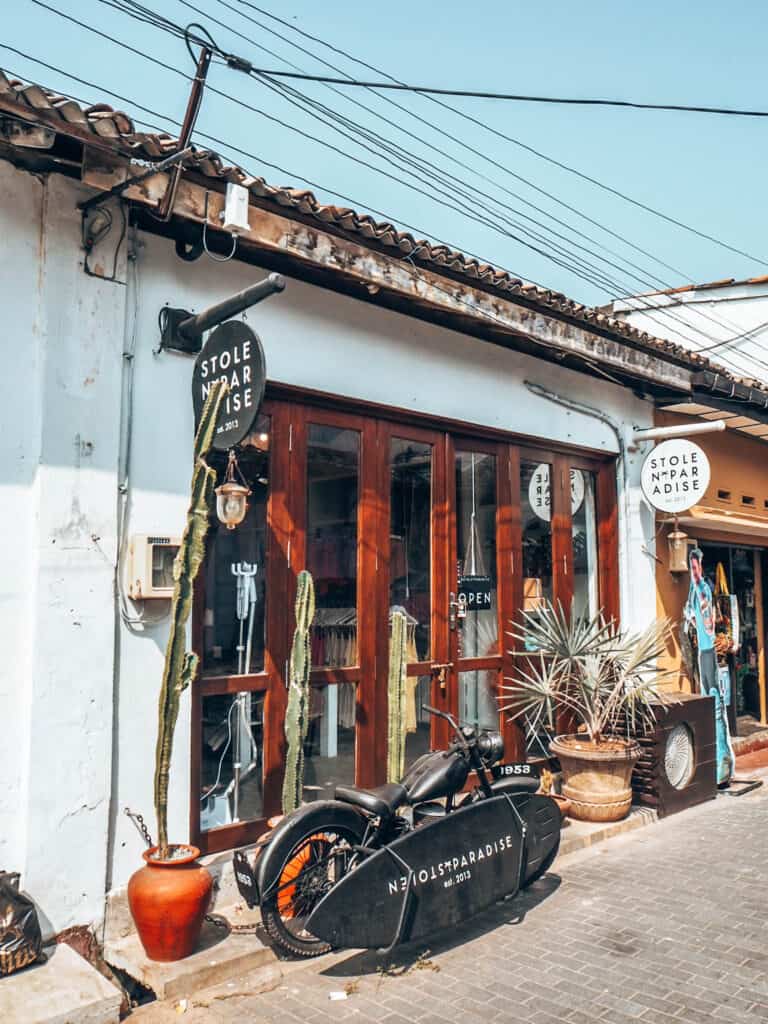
[
  {"left": 128, "top": 845, "right": 213, "bottom": 962},
  {"left": 550, "top": 735, "right": 641, "bottom": 823}
]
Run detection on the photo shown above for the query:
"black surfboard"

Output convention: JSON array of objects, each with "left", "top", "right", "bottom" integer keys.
[{"left": 306, "top": 795, "right": 534, "bottom": 950}]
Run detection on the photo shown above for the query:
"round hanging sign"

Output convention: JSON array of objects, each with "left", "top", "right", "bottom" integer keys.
[
  {"left": 640, "top": 438, "right": 710, "bottom": 514},
  {"left": 528, "top": 464, "right": 585, "bottom": 522},
  {"left": 192, "top": 320, "right": 266, "bottom": 450}
]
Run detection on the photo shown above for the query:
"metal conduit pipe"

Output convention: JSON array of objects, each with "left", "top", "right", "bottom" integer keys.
[{"left": 523, "top": 380, "right": 633, "bottom": 621}]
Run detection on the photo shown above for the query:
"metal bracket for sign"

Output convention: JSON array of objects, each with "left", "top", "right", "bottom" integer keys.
[
  {"left": 159, "top": 273, "right": 286, "bottom": 354},
  {"left": 373, "top": 844, "right": 417, "bottom": 956},
  {"left": 723, "top": 777, "right": 763, "bottom": 797},
  {"left": 78, "top": 147, "right": 195, "bottom": 215},
  {"left": 502, "top": 794, "right": 529, "bottom": 895}
]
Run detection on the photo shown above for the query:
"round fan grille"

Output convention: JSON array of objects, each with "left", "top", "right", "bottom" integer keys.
[{"left": 664, "top": 723, "right": 695, "bottom": 790}]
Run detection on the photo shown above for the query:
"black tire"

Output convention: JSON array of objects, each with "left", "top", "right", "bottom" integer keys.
[{"left": 260, "top": 818, "right": 365, "bottom": 958}]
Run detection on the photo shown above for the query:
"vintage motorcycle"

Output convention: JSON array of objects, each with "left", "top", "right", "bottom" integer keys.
[{"left": 233, "top": 705, "right": 561, "bottom": 958}]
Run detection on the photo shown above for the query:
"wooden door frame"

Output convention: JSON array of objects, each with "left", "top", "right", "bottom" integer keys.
[
  {"left": 191, "top": 385, "right": 620, "bottom": 851},
  {"left": 373, "top": 421, "right": 448, "bottom": 783},
  {"left": 190, "top": 399, "right": 291, "bottom": 854}
]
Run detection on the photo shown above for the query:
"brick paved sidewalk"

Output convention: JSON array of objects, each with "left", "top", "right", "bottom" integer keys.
[{"left": 136, "top": 785, "right": 768, "bottom": 1023}]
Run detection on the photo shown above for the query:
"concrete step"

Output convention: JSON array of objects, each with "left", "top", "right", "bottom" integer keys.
[
  {"left": 559, "top": 805, "right": 658, "bottom": 857},
  {"left": 104, "top": 902, "right": 276, "bottom": 1002},
  {"left": 0, "top": 943, "right": 122, "bottom": 1024}
]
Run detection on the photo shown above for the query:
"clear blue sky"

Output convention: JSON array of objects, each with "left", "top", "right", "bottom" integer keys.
[{"left": 5, "top": 1, "right": 768, "bottom": 306}]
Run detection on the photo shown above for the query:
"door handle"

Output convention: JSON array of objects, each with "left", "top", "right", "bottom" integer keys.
[
  {"left": 430, "top": 662, "right": 454, "bottom": 691},
  {"left": 449, "top": 592, "right": 463, "bottom": 630}
]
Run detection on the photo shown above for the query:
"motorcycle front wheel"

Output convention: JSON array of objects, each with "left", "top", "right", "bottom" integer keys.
[{"left": 260, "top": 819, "right": 364, "bottom": 958}]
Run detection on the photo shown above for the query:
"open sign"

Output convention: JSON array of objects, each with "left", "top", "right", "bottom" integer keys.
[{"left": 458, "top": 575, "right": 493, "bottom": 613}]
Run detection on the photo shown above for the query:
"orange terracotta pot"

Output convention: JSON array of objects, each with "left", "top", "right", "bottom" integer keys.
[{"left": 127, "top": 845, "right": 213, "bottom": 962}]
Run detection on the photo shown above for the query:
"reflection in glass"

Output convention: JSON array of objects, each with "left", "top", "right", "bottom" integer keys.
[
  {"left": 307, "top": 427, "right": 360, "bottom": 668},
  {"left": 456, "top": 452, "right": 498, "bottom": 657},
  {"left": 404, "top": 676, "right": 433, "bottom": 767},
  {"left": 459, "top": 668, "right": 498, "bottom": 733},
  {"left": 303, "top": 684, "right": 356, "bottom": 800},
  {"left": 202, "top": 416, "right": 270, "bottom": 676},
  {"left": 572, "top": 471, "right": 599, "bottom": 619},
  {"left": 390, "top": 439, "right": 432, "bottom": 661},
  {"left": 200, "top": 692, "right": 264, "bottom": 831},
  {"left": 520, "top": 461, "right": 553, "bottom": 631}
]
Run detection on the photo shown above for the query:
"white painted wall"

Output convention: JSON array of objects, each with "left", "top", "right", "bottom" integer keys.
[
  {"left": 1, "top": 164, "right": 659, "bottom": 929},
  {"left": 0, "top": 163, "right": 124, "bottom": 935},
  {"left": 0, "top": 162, "right": 44, "bottom": 880},
  {"left": 613, "top": 284, "right": 768, "bottom": 387}
]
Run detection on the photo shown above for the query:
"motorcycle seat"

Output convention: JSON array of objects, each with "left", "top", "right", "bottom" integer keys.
[{"left": 335, "top": 782, "right": 408, "bottom": 818}]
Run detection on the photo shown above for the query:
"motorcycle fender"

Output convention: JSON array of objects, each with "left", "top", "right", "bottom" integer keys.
[
  {"left": 489, "top": 775, "right": 540, "bottom": 797},
  {"left": 256, "top": 800, "right": 366, "bottom": 903}
]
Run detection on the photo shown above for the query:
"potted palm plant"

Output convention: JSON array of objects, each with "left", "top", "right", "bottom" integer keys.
[
  {"left": 501, "top": 602, "right": 673, "bottom": 823},
  {"left": 127, "top": 382, "right": 227, "bottom": 962}
]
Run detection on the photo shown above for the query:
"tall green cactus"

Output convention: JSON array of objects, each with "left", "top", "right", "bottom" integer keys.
[
  {"left": 387, "top": 608, "right": 408, "bottom": 784},
  {"left": 282, "top": 571, "right": 316, "bottom": 813},
  {"left": 154, "top": 380, "right": 227, "bottom": 858}
]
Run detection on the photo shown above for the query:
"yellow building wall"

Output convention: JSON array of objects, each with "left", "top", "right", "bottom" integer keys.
[{"left": 653, "top": 411, "right": 768, "bottom": 693}]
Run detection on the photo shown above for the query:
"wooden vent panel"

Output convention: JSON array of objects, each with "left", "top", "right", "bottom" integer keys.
[{"left": 632, "top": 693, "right": 717, "bottom": 817}]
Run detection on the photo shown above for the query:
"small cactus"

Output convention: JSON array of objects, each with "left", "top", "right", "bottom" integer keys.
[
  {"left": 282, "top": 571, "right": 316, "bottom": 813},
  {"left": 387, "top": 608, "right": 408, "bottom": 784}
]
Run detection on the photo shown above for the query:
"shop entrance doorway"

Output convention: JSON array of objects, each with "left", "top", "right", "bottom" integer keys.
[
  {"left": 697, "top": 542, "right": 767, "bottom": 728},
  {"left": 191, "top": 392, "right": 618, "bottom": 853}
]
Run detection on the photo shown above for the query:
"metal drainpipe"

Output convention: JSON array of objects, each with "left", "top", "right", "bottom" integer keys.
[
  {"left": 105, "top": 222, "right": 142, "bottom": 900},
  {"left": 524, "top": 380, "right": 633, "bottom": 621}
]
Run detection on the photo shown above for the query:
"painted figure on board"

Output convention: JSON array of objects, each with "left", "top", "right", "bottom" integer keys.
[{"left": 684, "top": 547, "right": 734, "bottom": 785}]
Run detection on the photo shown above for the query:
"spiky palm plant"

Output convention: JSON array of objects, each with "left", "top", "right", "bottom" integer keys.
[
  {"left": 500, "top": 601, "right": 674, "bottom": 748},
  {"left": 154, "top": 380, "right": 227, "bottom": 858}
]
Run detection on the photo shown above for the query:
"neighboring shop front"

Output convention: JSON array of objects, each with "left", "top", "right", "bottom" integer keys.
[
  {"left": 654, "top": 409, "right": 768, "bottom": 731},
  {"left": 193, "top": 391, "right": 619, "bottom": 853}
]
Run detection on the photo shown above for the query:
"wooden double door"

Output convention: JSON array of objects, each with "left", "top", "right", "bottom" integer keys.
[{"left": 192, "top": 395, "right": 617, "bottom": 853}]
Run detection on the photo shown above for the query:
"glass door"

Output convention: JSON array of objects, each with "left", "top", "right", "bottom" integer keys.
[
  {"left": 438, "top": 439, "right": 513, "bottom": 755},
  {"left": 286, "top": 409, "right": 374, "bottom": 795},
  {"left": 192, "top": 406, "right": 284, "bottom": 854},
  {"left": 379, "top": 422, "right": 445, "bottom": 771}
]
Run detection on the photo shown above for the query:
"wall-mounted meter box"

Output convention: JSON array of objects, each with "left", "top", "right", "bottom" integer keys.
[
  {"left": 221, "top": 182, "right": 250, "bottom": 235},
  {"left": 128, "top": 535, "right": 180, "bottom": 600}
]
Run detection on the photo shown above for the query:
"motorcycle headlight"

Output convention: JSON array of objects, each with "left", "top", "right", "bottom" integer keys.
[{"left": 477, "top": 730, "right": 504, "bottom": 767}]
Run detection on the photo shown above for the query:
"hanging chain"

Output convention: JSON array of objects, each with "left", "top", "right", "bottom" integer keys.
[
  {"left": 124, "top": 807, "right": 153, "bottom": 848},
  {"left": 204, "top": 913, "right": 261, "bottom": 934}
]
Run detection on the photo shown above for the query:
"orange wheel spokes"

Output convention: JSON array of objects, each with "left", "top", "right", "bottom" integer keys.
[{"left": 277, "top": 833, "right": 332, "bottom": 919}]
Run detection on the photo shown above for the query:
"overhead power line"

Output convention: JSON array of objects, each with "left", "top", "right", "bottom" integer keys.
[
  {"left": 234, "top": 0, "right": 768, "bottom": 269},
  {"left": 16, "top": 3, "right": 768, "bottom": 373},
  {"left": 198, "top": 0, "right": 768, "bottom": 363},
  {"left": 186, "top": 64, "right": 768, "bottom": 118},
  {"left": 7, "top": 46, "right": 768, "bottom": 382},
  {"left": 29, "top": 0, "right": 645, "bottom": 296},
  {"left": 21, "top": 0, "right": 764, "bottom": 354}
]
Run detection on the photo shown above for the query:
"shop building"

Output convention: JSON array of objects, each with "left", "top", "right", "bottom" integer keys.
[
  {"left": 612, "top": 281, "right": 768, "bottom": 731},
  {"left": 3, "top": 71, "right": 767, "bottom": 936}
]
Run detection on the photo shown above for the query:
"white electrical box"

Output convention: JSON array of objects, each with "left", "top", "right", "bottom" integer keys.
[
  {"left": 221, "top": 182, "right": 250, "bottom": 235},
  {"left": 128, "top": 534, "right": 180, "bottom": 600}
]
